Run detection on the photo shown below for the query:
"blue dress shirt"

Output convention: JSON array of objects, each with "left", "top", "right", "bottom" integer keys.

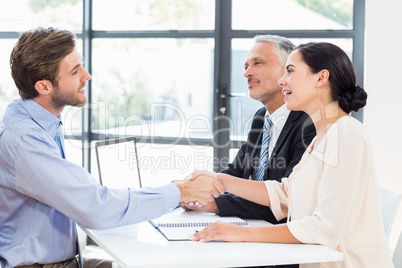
[{"left": 0, "top": 98, "right": 180, "bottom": 267}]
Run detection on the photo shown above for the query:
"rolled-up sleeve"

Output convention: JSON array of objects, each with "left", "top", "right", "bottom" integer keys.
[{"left": 264, "top": 178, "right": 290, "bottom": 222}]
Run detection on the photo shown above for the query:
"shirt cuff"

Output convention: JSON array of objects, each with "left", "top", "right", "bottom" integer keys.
[
  {"left": 264, "top": 180, "right": 288, "bottom": 221},
  {"left": 159, "top": 183, "right": 181, "bottom": 212}
]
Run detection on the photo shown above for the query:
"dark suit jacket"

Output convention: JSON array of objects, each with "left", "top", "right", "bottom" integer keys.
[{"left": 216, "top": 107, "right": 316, "bottom": 223}]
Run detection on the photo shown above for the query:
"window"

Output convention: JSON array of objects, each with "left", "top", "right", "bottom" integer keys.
[
  {"left": 232, "top": 0, "right": 354, "bottom": 30},
  {"left": 92, "top": 0, "right": 215, "bottom": 31},
  {"left": 0, "top": 40, "right": 18, "bottom": 116},
  {"left": 0, "top": 0, "right": 82, "bottom": 32},
  {"left": 91, "top": 38, "right": 214, "bottom": 141}
]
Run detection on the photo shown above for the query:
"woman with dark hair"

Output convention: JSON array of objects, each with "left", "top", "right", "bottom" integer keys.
[{"left": 190, "top": 43, "right": 393, "bottom": 267}]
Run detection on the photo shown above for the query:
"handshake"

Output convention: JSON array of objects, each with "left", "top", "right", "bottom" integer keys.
[{"left": 173, "top": 170, "right": 224, "bottom": 211}]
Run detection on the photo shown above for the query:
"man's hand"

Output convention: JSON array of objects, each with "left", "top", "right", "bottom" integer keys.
[
  {"left": 179, "top": 198, "right": 220, "bottom": 214},
  {"left": 174, "top": 175, "right": 225, "bottom": 206},
  {"left": 188, "top": 170, "right": 218, "bottom": 182}
]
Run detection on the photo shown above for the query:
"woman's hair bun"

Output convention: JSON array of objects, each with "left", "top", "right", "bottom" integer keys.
[{"left": 338, "top": 85, "right": 367, "bottom": 113}]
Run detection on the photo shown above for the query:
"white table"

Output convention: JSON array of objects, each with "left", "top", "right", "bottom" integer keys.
[{"left": 83, "top": 212, "right": 342, "bottom": 268}]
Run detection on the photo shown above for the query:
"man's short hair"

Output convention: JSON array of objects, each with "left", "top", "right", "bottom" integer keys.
[
  {"left": 254, "top": 35, "right": 295, "bottom": 65},
  {"left": 10, "top": 27, "right": 76, "bottom": 99}
]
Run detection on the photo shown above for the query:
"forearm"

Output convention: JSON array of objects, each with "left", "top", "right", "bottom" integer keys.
[
  {"left": 243, "top": 224, "right": 301, "bottom": 244},
  {"left": 216, "top": 194, "right": 282, "bottom": 223},
  {"left": 191, "top": 221, "right": 302, "bottom": 243},
  {"left": 216, "top": 173, "right": 270, "bottom": 206}
]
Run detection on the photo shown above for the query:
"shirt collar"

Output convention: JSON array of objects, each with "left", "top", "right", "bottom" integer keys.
[
  {"left": 18, "top": 98, "right": 62, "bottom": 138},
  {"left": 265, "top": 104, "right": 290, "bottom": 126}
]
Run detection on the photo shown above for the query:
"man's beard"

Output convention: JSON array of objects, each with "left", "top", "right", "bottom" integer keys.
[{"left": 51, "top": 83, "right": 87, "bottom": 110}]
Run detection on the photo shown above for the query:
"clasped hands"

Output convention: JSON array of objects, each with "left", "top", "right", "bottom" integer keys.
[{"left": 173, "top": 170, "right": 223, "bottom": 207}]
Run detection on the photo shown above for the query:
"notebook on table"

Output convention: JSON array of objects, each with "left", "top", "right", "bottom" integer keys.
[
  {"left": 95, "top": 137, "right": 142, "bottom": 189},
  {"left": 149, "top": 208, "right": 248, "bottom": 241}
]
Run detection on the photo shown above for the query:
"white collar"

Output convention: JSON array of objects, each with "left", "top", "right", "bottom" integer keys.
[{"left": 265, "top": 104, "right": 290, "bottom": 126}]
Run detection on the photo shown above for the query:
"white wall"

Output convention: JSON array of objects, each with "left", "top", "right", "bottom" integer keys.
[{"left": 365, "top": 0, "right": 402, "bottom": 251}]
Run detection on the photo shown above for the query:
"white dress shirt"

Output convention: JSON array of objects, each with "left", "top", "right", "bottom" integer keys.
[{"left": 266, "top": 104, "right": 291, "bottom": 158}]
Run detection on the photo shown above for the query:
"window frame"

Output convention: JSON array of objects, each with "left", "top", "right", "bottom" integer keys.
[{"left": 0, "top": 0, "right": 365, "bottom": 173}]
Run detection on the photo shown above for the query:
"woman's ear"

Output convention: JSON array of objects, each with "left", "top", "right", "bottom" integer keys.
[
  {"left": 316, "top": 69, "right": 330, "bottom": 88},
  {"left": 34, "top": 80, "right": 53, "bottom": 96}
]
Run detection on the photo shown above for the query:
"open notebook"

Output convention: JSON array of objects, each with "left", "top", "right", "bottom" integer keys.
[
  {"left": 149, "top": 208, "right": 248, "bottom": 241},
  {"left": 95, "top": 137, "right": 142, "bottom": 189}
]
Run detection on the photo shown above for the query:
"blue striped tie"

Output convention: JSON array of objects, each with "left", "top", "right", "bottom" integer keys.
[{"left": 256, "top": 115, "right": 273, "bottom": 181}]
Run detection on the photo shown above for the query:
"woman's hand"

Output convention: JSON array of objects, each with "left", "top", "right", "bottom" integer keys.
[
  {"left": 175, "top": 175, "right": 225, "bottom": 206},
  {"left": 188, "top": 170, "right": 218, "bottom": 182},
  {"left": 176, "top": 170, "right": 222, "bottom": 208},
  {"left": 190, "top": 221, "right": 248, "bottom": 242}
]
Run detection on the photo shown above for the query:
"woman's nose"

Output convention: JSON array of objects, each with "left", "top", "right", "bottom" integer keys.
[{"left": 278, "top": 74, "right": 286, "bottom": 86}]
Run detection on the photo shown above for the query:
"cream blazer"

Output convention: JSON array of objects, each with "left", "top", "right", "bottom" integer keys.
[{"left": 265, "top": 116, "right": 393, "bottom": 268}]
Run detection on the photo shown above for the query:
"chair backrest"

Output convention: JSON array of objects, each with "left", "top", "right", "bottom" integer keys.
[
  {"left": 379, "top": 186, "right": 401, "bottom": 241},
  {"left": 393, "top": 230, "right": 402, "bottom": 268},
  {"left": 95, "top": 137, "right": 142, "bottom": 189}
]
